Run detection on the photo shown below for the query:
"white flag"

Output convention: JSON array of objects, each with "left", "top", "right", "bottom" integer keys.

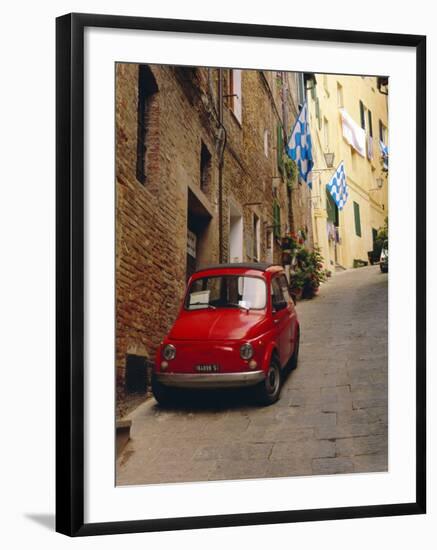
[{"left": 339, "top": 108, "right": 366, "bottom": 157}]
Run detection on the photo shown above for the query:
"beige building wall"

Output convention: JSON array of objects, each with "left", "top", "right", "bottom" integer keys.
[{"left": 308, "top": 74, "right": 388, "bottom": 270}]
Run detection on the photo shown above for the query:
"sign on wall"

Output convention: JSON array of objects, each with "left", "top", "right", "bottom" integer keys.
[{"left": 187, "top": 229, "right": 197, "bottom": 258}]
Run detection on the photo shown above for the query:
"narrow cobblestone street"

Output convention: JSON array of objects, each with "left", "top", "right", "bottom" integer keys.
[{"left": 117, "top": 265, "right": 388, "bottom": 485}]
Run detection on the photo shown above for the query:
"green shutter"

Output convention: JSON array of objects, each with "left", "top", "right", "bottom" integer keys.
[
  {"left": 368, "top": 110, "right": 373, "bottom": 137},
  {"left": 379, "top": 120, "right": 384, "bottom": 142},
  {"left": 326, "top": 189, "right": 339, "bottom": 226},
  {"left": 273, "top": 201, "right": 281, "bottom": 238},
  {"left": 277, "top": 124, "right": 283, "bottom": 171},
  {"left": 353, "top": 201, "right": 362, "bottom": 237},
  {"left": 359, "top": 100, "right": 365, "bottom": 129}
]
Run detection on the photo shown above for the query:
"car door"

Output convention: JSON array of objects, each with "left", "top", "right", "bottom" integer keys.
[
  {"left": 271, "top": 276, "right": 291, "bottom": 366},
  {"left": 278, "top": 274, "right": 298, "bottom": 361}
]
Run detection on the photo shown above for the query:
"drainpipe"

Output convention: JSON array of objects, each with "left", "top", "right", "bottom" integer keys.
[
  {"left": 282, "top": 72, "right": 294, "bottom": 234},
  {"left": 218, "top": 68, "right": 225, "bottom": 263}
]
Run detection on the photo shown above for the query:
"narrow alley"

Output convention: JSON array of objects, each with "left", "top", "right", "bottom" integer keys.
[{"left": 117, "top": 265, "right": 388, "bottom": 485}]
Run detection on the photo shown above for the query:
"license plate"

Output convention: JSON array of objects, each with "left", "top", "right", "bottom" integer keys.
[{"left": 195, "top": 364, "right": 220, "bottom": 373}]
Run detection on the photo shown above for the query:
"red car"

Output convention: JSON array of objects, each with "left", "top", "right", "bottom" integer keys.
[{"left": 152, "top": 263, "right": 300, "bottom": 405}]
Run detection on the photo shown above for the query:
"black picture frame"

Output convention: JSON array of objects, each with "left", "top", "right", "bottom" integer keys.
[{"left": 56, "top": 12, "right": 426, "bottom": 537}]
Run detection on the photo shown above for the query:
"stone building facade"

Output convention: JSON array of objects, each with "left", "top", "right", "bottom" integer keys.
[
  {"left": 307, "top": 73, "right": 388, "bottom": 269},
  {"left": 115, "top": 63, "right": 313, "bottom": 398}
]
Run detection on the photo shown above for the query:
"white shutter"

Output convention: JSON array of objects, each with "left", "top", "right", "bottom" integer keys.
[{"left": 232, "top": 69, "right": 242, "bottom": 123}]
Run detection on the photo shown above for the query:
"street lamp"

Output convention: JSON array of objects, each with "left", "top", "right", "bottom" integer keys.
[
  {"left": 312, "top": 152, "right": 337, "bottom": 175},
  {"left": 369, "top": 177, "right": 384, "bottom": 192},
  {"left": 324, "top": 151, "right": 335, "bottom": 169}
]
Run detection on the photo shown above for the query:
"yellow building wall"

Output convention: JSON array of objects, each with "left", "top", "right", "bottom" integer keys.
[{"left": 308, "top": 74, "right": 388, "bottom": 270}]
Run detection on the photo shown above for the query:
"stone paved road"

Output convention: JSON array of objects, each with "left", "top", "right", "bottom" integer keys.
[{"left": 117, "top": 265, "right": 388, "bottom": 485}]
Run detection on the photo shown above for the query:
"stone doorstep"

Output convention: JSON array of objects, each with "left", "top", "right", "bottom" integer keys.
[{"left": 116, "top": 419, "right": 132, "bottom": 457}]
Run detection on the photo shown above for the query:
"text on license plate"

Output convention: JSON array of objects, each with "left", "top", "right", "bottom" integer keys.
[{"left": 195, "top": 364, "right": 220, "bottom": 373}]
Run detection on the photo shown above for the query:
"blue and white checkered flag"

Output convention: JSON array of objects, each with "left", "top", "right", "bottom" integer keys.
[
  {"left": 326, "top": 161, "right": 349, "bottom": 210},
  {"left": 287, "top": 102, "right": 314, "bottom": 188},
  {"left": 380, "top": 140, "right": 389, "bottom": 170}
]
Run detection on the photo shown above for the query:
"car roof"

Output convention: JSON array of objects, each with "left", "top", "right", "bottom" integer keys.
[{"left": 194, "top": 262, "right": 283, "bottom": 274}]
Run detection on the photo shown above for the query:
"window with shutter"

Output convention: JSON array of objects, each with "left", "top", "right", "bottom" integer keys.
[
  {"left": 353, "top": 201, "right": 362, "bottom": 237},
  {"left": 379, "top": 120, "right": 387, "bottom": 143},
  {"left": 229, "top": 69, "right": 242, "bottom": 124},
  {"left": 296, "top": 73, "right": 306, "bottom": 106},
  {"left": 368, "top": 110, "right": 373, "bottom": 137},
  {"left": 136, "top": 65, "right": 159, "bottom": 184},
  {"left": 277, "top": 124, "right": 283, "bottom": 171},
  {"left": 273, "top": 201, "right": 281, "bottom": 239},
  {"left": 326, "top": 189, "right": 339, "bottom": 227},
  {"left": 359, "top": 100, "right": 366, "bottom": 130}
]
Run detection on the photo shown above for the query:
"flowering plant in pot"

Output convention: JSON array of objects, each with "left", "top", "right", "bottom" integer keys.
[
  {"left": 289, "top": 269, "right": 306, "bottom": 300},
  {"left": 301, "top": 247, "right": 330, "bottom": 298},
  {"left": 281, "top": 233, "right": 299, "bottom": 251},
  {"left": 291, "top": 246, "right": 330, "bottom": 299}
]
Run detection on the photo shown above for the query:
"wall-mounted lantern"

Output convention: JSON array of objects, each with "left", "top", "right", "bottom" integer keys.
[{"left": 324, "top": 151, "right": 335, "bottom": 169}]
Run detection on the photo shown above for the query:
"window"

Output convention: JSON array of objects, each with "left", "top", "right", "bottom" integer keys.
[
  {"left": 337, "top": 82, "right": 344, "bottom": 107},
  {"left": 229, "top": 69, "right": 242, "bottom": 123},
  {"left": 273, "top": 201, "right": 281, "bottom": 239},
  {"left": 200, "top": 141, "right": 211, "bottom": 191},
  {"left": 353, "top": 201, "right": 362, "bottom": 237},
  {"left": 279, "top": 275, "right": 292, "bottom": 303},
  {"left": 252, "top": 214, "right": 260, "bottom": 261},
  {"left": 326, "top": 189, "right": 339, "bottom": 227},
  {"left": 266, "top": 229, "right": 272, "bottom": 250},
  {"left": 276, "top": 123, "right": 283, "bottom": 170},
  {"left": 263, "top": 129, "right": 269, "bottom": 157},
  {"left": 271, "top": 278, "right": 286, "bottom": 310},
  {"left": 309, "top": 78, "right": 317, "bottom": 101},
  {"left": 136, "top": 65, "right": 158, "bottom": 184},
  {"left": 185, "top": 276, "right": 267, "bottom": 310},
  {"left": 359, "top": 100, "right": 366, "bottom": 130},
  {"left": 379, "top": 120, "right": 387, "bottom": 144},
  {"left": 296, "top": 73, "right": 306, "bottom": 106},
  {"left": 368, "top": 110, "right": 373, "bottom": 137}
]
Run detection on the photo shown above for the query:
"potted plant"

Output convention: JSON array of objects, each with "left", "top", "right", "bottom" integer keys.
[
  {"left": 301, "top": 247, "right": 330, "bottom": 299},
  {"left": 289, "top": 269, "right": 305, "bottom": 301}
]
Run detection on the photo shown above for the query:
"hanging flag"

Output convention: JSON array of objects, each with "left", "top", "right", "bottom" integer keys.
[
  {"left": 380, "top": 140, "right": 389, "bottom": 170},
  {"left": 326, "top": 161, "right": 349, "bottom": 210},
  {"left": 339, "top": 108, "right": 366, "bottom": 157},
  {"left": 287, "top": 102, "right": 314, "bottom": 188}
]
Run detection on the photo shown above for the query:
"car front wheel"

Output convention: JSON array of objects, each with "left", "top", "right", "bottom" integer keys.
[
  {"left": 255, "top": 355, "right": 282, "bottom": 406},
  {"left": 151, "top": 374, "right": 174, "bottom": 407}
]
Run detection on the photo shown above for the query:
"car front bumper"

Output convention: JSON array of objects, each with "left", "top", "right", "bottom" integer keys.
[{"left": 156, "top": 370, "right": 265, "bottom": 389}]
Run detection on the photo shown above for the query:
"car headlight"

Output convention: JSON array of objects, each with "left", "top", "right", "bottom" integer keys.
[
  {"left": 162, "top": 344, "right": 176, "bottom": 360},
  {"left": 240, "top": 343, "right": 253, "bottom": 360}
]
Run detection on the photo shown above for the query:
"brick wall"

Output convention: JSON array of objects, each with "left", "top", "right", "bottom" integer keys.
[{"left": 115, "top": 64, "right": 312, "bottom": 395}]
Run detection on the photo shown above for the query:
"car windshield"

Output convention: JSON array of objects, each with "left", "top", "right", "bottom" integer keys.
[{"left": 185, "top": 275, "right": 267, "bottom": 310}]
